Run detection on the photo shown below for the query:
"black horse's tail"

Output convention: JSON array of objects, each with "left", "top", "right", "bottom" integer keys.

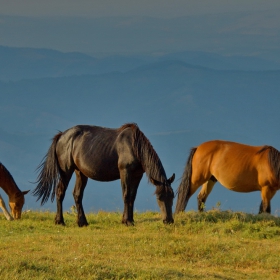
[
  {"left": 175, "top": 147, "right": 197, "bottom": 213},
  {"left": 32, "top": 132, "right": 62, "bottom": 205}
]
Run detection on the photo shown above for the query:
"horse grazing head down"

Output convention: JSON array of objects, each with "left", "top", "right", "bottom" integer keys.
[
  {"left": 151, "top": 173, "right": 175, "bottom": 224},
  {"left": 9, "top": 190, "right": 29, "bottom": 219}
]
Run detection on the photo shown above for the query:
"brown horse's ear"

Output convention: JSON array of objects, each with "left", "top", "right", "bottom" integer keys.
[
  {"left": 150, "top": 178, "right": 161, "bottom": 186},
  {"left": 167, "top": 173, "right": 175, "bottom": 184},
  {"left": 22, "top": 190, "right": 30, "bottom": 195}
]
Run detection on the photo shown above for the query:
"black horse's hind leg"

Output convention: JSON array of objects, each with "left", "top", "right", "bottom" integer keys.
[
  {"left": 73, "top": 170, "right": 89, "bottom": 227},
  {"left": 55, "top": 176, "right": 71, "bottom": 225},
  {"left": 120, "top": 171, "right": 143, "bottom": 226}
]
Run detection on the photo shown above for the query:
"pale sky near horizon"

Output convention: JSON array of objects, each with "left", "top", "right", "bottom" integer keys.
[
  {"left": 0, "top": 0, "right": 280, "bottom": 18},
  {"left": 1, "top": 0, "right": 280, "bottom": 55}
]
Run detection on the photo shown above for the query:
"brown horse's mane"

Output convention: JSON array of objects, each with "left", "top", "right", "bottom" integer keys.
[
  {"left": 0, "top": 162, "right": 19, "bottom": 190},
  {"left": 119, "top": 123, "right": 167, "bottom": 185},
  {"left": 257, "top": 145, "right": 280, "bottom": 185}
]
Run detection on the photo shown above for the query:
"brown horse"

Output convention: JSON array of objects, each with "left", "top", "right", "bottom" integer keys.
[
  {"left": 175, "top": 140, "right": 280, "bottom": 214},
  {"left": 0, "top": 162, "right": 29, "bottom": 219},
  {"left": 33, "top": 123, "right": 175, "bottom": 226}
]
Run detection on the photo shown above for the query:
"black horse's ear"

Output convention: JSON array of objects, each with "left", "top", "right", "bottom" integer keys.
[
  {"left": 167, "top": 173, "right": 175, "bottom": 184},
  {"left": 150, "top": 177, "right": 161, "bottom": 186}
]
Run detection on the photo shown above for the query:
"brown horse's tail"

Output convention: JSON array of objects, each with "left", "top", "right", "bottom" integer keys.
[
  {"left": 32, "top": 132, "right": 62, "bottom": 205},
  {"left": 175, "top": 147, "right": 197, "bottom": 213}
]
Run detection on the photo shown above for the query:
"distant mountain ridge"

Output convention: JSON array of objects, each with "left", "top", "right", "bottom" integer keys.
[{"left": 1, "top": 46, "right": 280, "bottom": 82}]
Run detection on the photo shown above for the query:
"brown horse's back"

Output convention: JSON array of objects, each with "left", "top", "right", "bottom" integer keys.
[{"left": 192, "top": 140, "right": 271, "bottom": 192}]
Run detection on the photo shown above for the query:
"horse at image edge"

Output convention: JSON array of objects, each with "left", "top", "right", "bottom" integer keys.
[
  {"left": 176, "top": 140, "right": 280, "bottom": 214},
  {"left": 0, "top": 162, "right": 29, "bottom": 219}
]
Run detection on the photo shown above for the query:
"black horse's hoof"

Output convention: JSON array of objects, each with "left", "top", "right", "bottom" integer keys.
[
  {"left": 78, "top": 221, "right": 89, "bottom": 227},
  {"left": 122, "top": 219, "right": 134, "bottom": 226},
  {"left": 55, "top": 220, "right": 65, "bottom": 226},
  {"left": 163, "top": 219, "right": 174, "bottom": 224}
]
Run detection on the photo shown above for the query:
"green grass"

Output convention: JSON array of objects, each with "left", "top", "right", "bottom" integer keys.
[{"left": 1, "top": 210, "right": 280, "bottom": 279}]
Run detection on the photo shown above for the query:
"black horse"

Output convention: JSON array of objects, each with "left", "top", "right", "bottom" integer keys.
[{"left": 33, "top": 123, "right": 175, "bottom": 226}]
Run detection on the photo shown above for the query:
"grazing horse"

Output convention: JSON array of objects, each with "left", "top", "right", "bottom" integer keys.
[
  {"left": 175, "top": 140, "right": 280, "bottom": 214},
  {"left": 0, "top": 162, "right": 29, "bottom": 219},
  {"left": 33, "top": 123, "right": 175, "bottom": 226}
]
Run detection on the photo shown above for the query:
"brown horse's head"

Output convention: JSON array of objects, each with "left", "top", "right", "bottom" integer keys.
[
  {"left": 9, "top": 190, "right": 29, "bottom": 219},
  {"left": 151, "top": 173, "right": 175, "bottom": 224}
]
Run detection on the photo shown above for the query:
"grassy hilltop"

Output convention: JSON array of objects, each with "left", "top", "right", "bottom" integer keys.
[{"left": 1, "top": 210, "right": 280, "bottom": 280}]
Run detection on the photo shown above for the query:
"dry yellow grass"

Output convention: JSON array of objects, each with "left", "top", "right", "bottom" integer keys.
[{"left": 0, "top": 210, "right": 280, "bottom": 279}]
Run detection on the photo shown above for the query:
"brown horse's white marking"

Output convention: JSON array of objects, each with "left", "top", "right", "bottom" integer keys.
[
  {"left": 175, "top": 140, "right": 280, "bottom": 214},
  {"left": 0, "top": 194, "right": 13, "bottom": 220},
  {"left": 0, "top": 163, "right": 29, "bottom": 219}
]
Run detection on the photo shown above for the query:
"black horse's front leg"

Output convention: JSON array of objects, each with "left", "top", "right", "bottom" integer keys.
[
  {"left": 122, "top": 200, "right": 134, "bottom": 226},
  {"left": 120, "top": 168, "right": 142, "bottom": 226}
]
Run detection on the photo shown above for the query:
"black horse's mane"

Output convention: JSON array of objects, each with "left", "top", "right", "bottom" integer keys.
[
  {"left": 257, "top": 145, "right": 280, "bottom": 185},
  {"left": 118, "top": 123, "right": 167, "bottom": 185}
]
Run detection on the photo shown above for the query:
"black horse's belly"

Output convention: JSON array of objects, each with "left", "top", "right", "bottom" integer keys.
[
  {"left": 86, "top": 164, "right": 121, "bottom": 182},
  {"left": 73, "top": 150, "right": 120, "bottom": 182}
]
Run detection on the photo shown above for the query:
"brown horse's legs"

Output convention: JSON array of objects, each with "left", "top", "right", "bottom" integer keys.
[
  {"left": 182, "top": 180, "right": 205, "bottom": 212},
  {"left": 55, "top": 175, "right": 72, "bottom": 225},
  {"left": 120, "top": 170, "right": 142, "bottom": 226},
  {"left": 259, "top": 186, "right": 277, "bottom": 214},
  {"left": 73, "top": 170, "right": 88, "bottom": 227},
  {"left": 197, "top": 179, "right": 216, "bottom": 211},
  {"left": 259, "top": 201, "right": 270, "bottom": 214}
]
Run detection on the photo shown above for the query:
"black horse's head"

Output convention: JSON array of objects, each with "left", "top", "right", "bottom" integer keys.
[{"left": 151, "top": 173, "right": 175, "bottom": 224}]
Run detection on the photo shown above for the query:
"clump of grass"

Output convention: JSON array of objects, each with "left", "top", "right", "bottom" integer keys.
[{"left": 175, "top": 210, "right": 280, "bottom": 239}]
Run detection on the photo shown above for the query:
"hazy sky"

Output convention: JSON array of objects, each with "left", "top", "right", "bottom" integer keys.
[
  {"left": 1, "top": 0, "right": 280, "bottom": 18},
  {"left": 1, "top": 0, "right": 280, "bottom": 55}
]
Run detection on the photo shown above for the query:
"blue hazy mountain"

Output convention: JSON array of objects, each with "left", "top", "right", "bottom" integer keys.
[
  {"left": 0, "top": 46, "right": 280, "bottom": 215},
  {"left": 1, "top": 45, "right": 280, "bottom": 81}
]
